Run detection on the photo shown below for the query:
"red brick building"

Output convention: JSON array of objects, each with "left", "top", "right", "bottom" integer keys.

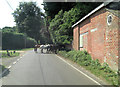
[{"left": 72, "top": 2, "right": 120, "bottom": 71}]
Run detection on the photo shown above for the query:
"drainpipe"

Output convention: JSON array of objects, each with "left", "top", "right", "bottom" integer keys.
[{"left": 78, "top": 24, "right": 80, "bottom": 50}]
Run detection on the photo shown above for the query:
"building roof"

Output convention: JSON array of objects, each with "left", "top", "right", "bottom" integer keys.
[
  {"left": 72, "top": 1, "right": 114, "bottom": 28},
  {"left": 106, "top": 8, "right": 120, "bottom": 18}
]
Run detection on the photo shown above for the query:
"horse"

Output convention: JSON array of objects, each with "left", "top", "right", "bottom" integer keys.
[
  {"left": 39, "top": 44, "right": 65, "bottom": 54},
  {"left": 40, "top": 44, "right": 50, "bottom": 53}
]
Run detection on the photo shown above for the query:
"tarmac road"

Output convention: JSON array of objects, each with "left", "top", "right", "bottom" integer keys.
[{"left": 2, "top": 49, "right": 103, "bottom": 86}]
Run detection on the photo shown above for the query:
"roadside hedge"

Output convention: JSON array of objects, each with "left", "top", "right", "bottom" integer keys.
[
  {"left": 2, "top": 32, "right": 37, "bottom": 50},
  {"left": 58, "top": 50, "right": 119, "bottom": 86}
]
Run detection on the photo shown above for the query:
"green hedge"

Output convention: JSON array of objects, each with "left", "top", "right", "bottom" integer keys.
[
  {"left": 58, "top": 50, "right": 119, "bottom": 86},
  {"left": 2, "top": 32, "right": 37, "bottom": 50},
  {"left": 26, "top": 37, "right": 37, "bottom": 48}
]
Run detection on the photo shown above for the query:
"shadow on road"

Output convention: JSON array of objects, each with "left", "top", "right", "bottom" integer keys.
[{"left": 0, "top": 65, "right": 10, "bottom": 79}]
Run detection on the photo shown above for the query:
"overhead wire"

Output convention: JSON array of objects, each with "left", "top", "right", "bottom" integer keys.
[{"left": 4, "top": 0, "right": 14, "bottom": 11}]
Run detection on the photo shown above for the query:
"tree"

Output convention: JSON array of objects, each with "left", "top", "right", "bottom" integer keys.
[
  {"left": 49, "top": 2, "right": 102, "bottom": 45},
  {"left": 49, "top": 10, "right": 64, "bottom": 44},
  {"left": 13, "top": 2, "right": 44, "bottom": 43},
  {"left": 43, "top": 2, "right": 76, "bottom": 19},
  {"left": 2, "top": 26, "right": 18, "bottom": 33}
]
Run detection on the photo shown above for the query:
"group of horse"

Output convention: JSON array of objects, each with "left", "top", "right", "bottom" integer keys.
[{"left": 34, "top": 44, "right": 65, "bottom": 54}]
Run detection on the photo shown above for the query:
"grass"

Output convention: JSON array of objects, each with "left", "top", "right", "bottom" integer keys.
[
  {"left": 0, "top": 48, "right": 33, "bottom": 58},
  {"left": 58, "top": 50, "right": 119, "bottom": 87},
  {"left": 1, "top": 48, "right": 34, "bottom": 51},
  {"left": 13, "top": 48, "right": 34, "bottom": 51},
  {"left": 1, "top": 51, "right": 20, "bottom": 58},
  {"left": 0, "top": 65, "right": 6, "bottom": 71}
]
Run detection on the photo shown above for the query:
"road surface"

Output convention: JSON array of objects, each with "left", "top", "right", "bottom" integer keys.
[{"left": 2, "top": 49, "right": 102, "bottom": 85}]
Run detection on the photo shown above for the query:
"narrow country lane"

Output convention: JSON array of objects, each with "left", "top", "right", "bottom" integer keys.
[{"left": 2, "top": 49, "right": 100, "bottom": 85}]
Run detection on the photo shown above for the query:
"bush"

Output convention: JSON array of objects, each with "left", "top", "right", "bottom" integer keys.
[
  {"left": 0, "top": 65, "right": 6, "bottom": 71},
  {"left": 2, "top": 32, "right": 37, "bottom": 50},
  {"left": 58, "top": 51, "right": 67, "bottom": 58},
  {"left": 2, "top": 51, "right": 20, "bottom": 58},
  {"left": 67, "top": 50, "right": 77, "bottom": 60},
  {"left": 26, "top": 37, "right": 37, "bottom": 48},
  {"left": 58, "top": 50, "right": 119, "bottom": 86}
]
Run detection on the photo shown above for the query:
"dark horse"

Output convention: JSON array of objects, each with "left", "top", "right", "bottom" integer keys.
[
  {"left": 34, "top": 45, "right": 40, "bottom": 53},
  {"left": 48, "top": 44, "right": 65, "bottom": 54}
]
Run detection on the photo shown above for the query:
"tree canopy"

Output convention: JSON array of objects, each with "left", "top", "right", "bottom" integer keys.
[
  {"left": 49, "top": 2, "right": 102, "bottom": 45},
  {"left": 2, "top": 26, "right": 37, "bottom": 49},
  {"left": 13, "top": 2, "right": 44, "bottom": 43},
  {"left": 43, "top": 2, "right": 76, "bottom": 19},
  {"left": 2, "top": 26, "right": 18, "bottom": 33}
]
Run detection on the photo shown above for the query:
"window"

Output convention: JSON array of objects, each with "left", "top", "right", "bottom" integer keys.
[
  {"left": 79, "top": 32, "right": 88, "bottom": 48},
  {"left": 107, "top": 15, "right": 112, "bottom": 25},
  {"left": 80, "top": 34, "right": 83, "bottom": 48}
]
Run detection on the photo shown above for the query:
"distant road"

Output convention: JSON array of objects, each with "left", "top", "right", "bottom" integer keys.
[{"left": 2, "top": 50, "right": 100, "bottom": 85}]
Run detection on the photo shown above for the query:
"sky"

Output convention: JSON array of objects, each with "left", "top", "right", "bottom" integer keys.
[{"left": 0, "top": 0, "right": 44, "bottom": 29}]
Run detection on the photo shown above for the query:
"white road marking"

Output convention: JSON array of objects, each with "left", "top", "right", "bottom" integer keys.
[
  {"left": 17, "top": 59, "right": 20, "bottom": 61},
  {"left": 56, "top": 55, "right": 103, "bottom": 87},
  {"left": 8, "top": 66, "right": 12, "bottom": 69},
  {"left": 13, "top": 61, "right": 17, "bottom": 65},
  {"left": 20, "top": 57, "right": 22, "bottom": 58}
]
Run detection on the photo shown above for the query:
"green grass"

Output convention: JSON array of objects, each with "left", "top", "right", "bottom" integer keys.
[
  {"left": 1, "top": 48, "right": 33, "bottom": 51},
  {"left": 0, "top": 65, "right": 6, "bottom": 71},
  {"left": 13, "top": 48, "right": 34, "bottom": 51},
  {"left": 1, "top": 52, "right": 20, "bottom": 58},
  {"left": 58, "top": 50, "right": 119, "bottom": 87},
  {"left": 0, "top": 48, "right": 33, "bottom": 58}
]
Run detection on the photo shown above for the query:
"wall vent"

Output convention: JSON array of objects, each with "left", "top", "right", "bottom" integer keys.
[{"left": 107, "top": 15, "right": 112, "bottom": 25}]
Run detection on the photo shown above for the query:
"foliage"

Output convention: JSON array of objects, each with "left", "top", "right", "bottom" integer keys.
[
  {"left": 1, "top": 51, "right": 20, "bottom": 58},
  {"left": 49, "top": 10, "right": 64, "bottom": 44},
  {"left": 43, "top": 2, "right": 101, "bottom": 19},
  {"left": 49, "top": 3, "right": 101, "bottom": 45},
  {"left": 43, "top": 2, "right": 76, "bottom": 19},
  {"left": 0, "top": 65, "right": 6, "bottom": 71},
  {"left": 2, "top": 31, "right": 37, "bottom": 50},
  {"left": 2, "top": 26, "right": 18, "bottom": 33},
  {"left": 2, "top": 48, "right": 34, "bottom": 51},
  {"left": 58, "top": 50, "right": 119, "bottom": 86},
  {"left": 13, "top": 2, "right": 44, "bottom": 42},
  {"left": 26, "top": 37, "right": 37, "bottom": 48}
]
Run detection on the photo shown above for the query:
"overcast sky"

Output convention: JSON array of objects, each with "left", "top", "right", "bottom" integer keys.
[{"left": 0, "top": 0, "right": 44, "bottom": 29}]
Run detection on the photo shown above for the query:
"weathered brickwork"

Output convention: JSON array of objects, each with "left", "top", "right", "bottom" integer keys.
[
  {"left": 73, "top": 7, "right": 119, "bottom": 71},
  {"left": 73, "top": 26, "right": 79, "bottom": 50},
  {"left": 105, "top": 11, "right": 119, "bottom": 70},
  {"left": 118, "top": 18, "right": 120, "bottom": 71}
]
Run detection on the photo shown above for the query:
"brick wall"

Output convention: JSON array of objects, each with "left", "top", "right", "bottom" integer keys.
[
  {"left": 73, "top": 8, "right": 119, "bottom": 71},
  {"left": 73, "top": 26, "right": 79, "bottom": 50},
  {"left": 79, "top": 8, "right": 106, "bottom": 63},
  {"left": 119, "top": 17, "right": 120, "bottom": 71},
  {"left": 104, "top": 10, "right": 119, "bottom": 70}
]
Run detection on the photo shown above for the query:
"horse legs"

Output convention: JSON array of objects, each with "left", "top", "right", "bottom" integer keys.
[{"left": 41, "top": 48, "right": 43, "bottom": 53}]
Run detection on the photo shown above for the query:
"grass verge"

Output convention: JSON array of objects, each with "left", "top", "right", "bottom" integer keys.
[
  {"left": 13, "top": 48, "right": 34, "bottom": 51},
  {"left": 1, "top": 51, "right": 20, "bottom": 58},
  {"left": 58, "top": 50, "right": 119, "bottom": 87},
  {"left": 0, "top": 65, "right": 6, "bottom": 71},
  {"left": 1, "top": 48, "right": 33, "bottom": 51},
  {"left": 0, "top": 65, "right": 6, "bottom": 76}
]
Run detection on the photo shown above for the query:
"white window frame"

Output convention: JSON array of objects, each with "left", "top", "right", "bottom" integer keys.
[
  {"left": 80, "top": 34, "right": 83, "bottom": 48},
  {"left": 79, "top": 32, "right": 88, "bottom": 48}
]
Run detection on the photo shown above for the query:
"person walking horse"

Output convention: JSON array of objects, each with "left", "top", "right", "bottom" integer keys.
[{"left": 34, "top": 45, "right": 38, "bottom": 53}]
